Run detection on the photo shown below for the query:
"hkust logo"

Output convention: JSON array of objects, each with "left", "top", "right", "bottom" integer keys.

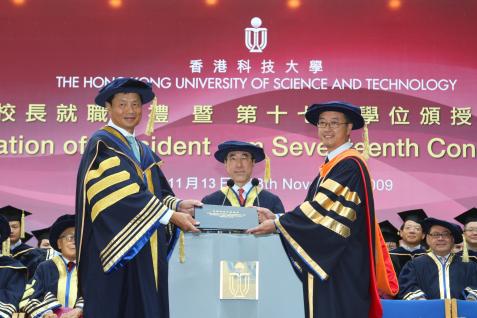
[{"left": 245, "top": 17, "right": 267, "bottom": 53}]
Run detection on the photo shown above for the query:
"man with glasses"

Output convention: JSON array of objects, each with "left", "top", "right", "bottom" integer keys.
[
  {"left": 455, "top": 207, "right": 477, "bottom": 259},
  {"left": 389, "top": 209, "right": 428, "bottom": 276},
  {"left": 248, "top": 102, "right": 398, "bottom": 318},
  {"left": 202, "top": 141, "right": 285, "bottom": 217},
  {"left": 20, "top": 214, "right": 83, "bottom": 318},
  {"left": 398, "top": 217, "right": 477, "bottom": 300}
]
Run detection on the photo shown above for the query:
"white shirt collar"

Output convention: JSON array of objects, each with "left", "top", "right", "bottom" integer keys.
[
  {"left": 10, "top": 240, "right": 22, "bottom": 250},
  {"left": 108, "top": 119, "right": 135, "bottom": 138},
  {"left": 400, "top": 243, "right": 422, "bottom": 252},
  {"left": 326, "top": 142, "right": 353, "bottom": 161},
  {"left": 232, "top": 180, "right": 253, "bottom": 196},
  {"left": 60, "top": 254, "right": 76, "bottom": 265}
]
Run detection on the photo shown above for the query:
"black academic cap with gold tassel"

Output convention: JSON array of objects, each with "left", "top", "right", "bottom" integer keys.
[
  {"left": 179, "top": 231, "right": 185, "bottom": 263},
  {"left": 362, "top": 123, "right": 370, "bottom": 160},
  {"left": 462, "top": 234, "right": 470, "bottom": 263},
  {"left": 263, "top": 154, "right": 271, "bottom": 183},
  {"left": 145, "top": 97, "right": 158, "bottom": 136},
  {"left": 0, "top": 205, "right": 31, "bottom": 240}
]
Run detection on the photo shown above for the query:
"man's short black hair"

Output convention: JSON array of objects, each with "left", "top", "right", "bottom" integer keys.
[{"left": 106, "top": 92, "right": 144, "bottom": 105}]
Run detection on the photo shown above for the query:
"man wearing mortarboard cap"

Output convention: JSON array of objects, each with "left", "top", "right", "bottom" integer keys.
[
  {"left": 20, "top": 214, "right": 83, "bottom": 318},
  {"left": 248, "top": 102, "right": 398, "bottom": 318},
  {"left": 454, "top": 207, "right": 477, "bottom": 259},
  {"left": 0, "top": 215, "right": 27, "bottom": 317},
  {"left": 75, "top": 77, "right": 202, "bottom": 318},
  {"left": 398, "top": 217, "right": 477, "bottom": 301},
  {"left": 0, "top": 205, "right": 49, "bottom": 279},
  {"left": 389, "top": 209, "right": 428, "bottom": 276},
  {"left": 202, "top": 141, "right": 285, "bottom": 220}
]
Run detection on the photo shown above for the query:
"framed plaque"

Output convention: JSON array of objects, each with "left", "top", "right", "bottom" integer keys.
[{"left": 195, "top": 204, "right": 258, "bottom": 231}]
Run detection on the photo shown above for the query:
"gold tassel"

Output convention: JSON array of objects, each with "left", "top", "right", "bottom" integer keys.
[
  {"left": 179, "top": 231, "right": 185, "bottom": 263},
  {"left": 362, "top": 123, "right": 370, "bottom": 160},
  {"left": 264, "top": 155, "right": 271, "bottom": 183},
  {"left": 145, "top": 97, "right": 157, "bottom": 136},
  {"left": 20, "top": 210, "right": 25, "bottom": 239},
  {"left": 462, "top": 234, "right": 469, "bottom": 263},
  {"left": 2, "top": 238, "right": 10, "bottom": 256}
]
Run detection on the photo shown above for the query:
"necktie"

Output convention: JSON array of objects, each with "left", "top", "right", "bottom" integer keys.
[
  {"left": 126, "top": 135, "right": 140, "bottom": 161},
  {"left": 238, "top": 188, "right": 245, "bottom": 206},
  {"left": 67, "top": 261, "right": 75, "bottom": 272}
]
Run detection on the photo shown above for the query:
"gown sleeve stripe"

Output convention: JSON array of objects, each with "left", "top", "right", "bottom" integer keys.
[
  {"left": 0, "top": 302, "right": 16, "bottom": 317},
  {"left": 87, "top": 170, "right": 130, "bottom": 203},
  {"left": 299, "top": 200, "right": 351, "bottom": 238},
  {"left": 403, "top": 289, "right": 425, "bottom": 300},
  {"left": 275, "top": 218, "right": 329, "bottom": 280},
  {"left": 320, "top": 178, "right": 361, "bottom": 205},
  {"left": 313, "top": 192, "right": 357, "bottom": 221},
  {"left": 91, "top": 183, "right": 140, "bottom": 221},
  {"left": 100, "top": 197, "right": 169, "bottom": 272},
  {"left": 85, "top": 156, "right": 120, "bottom": 184}
]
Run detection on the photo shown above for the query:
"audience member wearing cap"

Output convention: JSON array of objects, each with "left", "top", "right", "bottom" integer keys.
[
  {"left": 20, "top": 215, "right": 83, "bottom": 318},
  {"left": 32, "top": 227, "right": 58, "bottom": 261},
  {"left": 248, "top": 101, "right": 398, "bottom": 317},
  {"left": 398, "top": 217, "right": 477, "bottom": 301},
  {"left": 389, "top": 209, "right": 428, "bottom": 276},
  {"left": 202, "top": 141, "right": 285, "bottom": 221},
  {"left": 0, "top": 205, "right": 49, "bottom": 279},
  {"left": 455, "top": 207, "right": 477, "bottom": 259},
  {"left": 76, "top": 77, "right": 201, "bottom": 318},
  {"left": 379, "top": 220, "right": 400, "bottom": 251},
  {"left": 0, "top": 215, "right": 27, "bottom": 317}
]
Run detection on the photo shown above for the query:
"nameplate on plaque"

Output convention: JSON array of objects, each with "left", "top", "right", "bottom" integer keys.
[
  {"left": 195, "top": 204, "right": 258, "bottom": 231},
  {"left": 220, "top": 260, "right": 259, "bottom": 300}
]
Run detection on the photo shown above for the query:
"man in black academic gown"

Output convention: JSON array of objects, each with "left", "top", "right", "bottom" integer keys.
[
  {"left": 248, "top": 102, "right": 398, "bottom": 318},
  {"left": 202, "top": 141, "right": 285, "bottom": 218},
  {"left": 455, "top": 207, "right": 477, "bottom": 260},
  {"left": 0, "top": 205, "right": 48, "bottom": 279},
  {"left": 0, "top": 215, "right": 27, "bottom": 317},
  {"left": 21, "top": 214, "right": 83, "bottom": 318},
  {"left": 75, "top": 78, "right": 201, "bottom": 318},
  {"left": 398, "top": 217, "right": 477, "bottom": 300},
  {"left": 389, "top": 209, "right": 428, "bottom": 276}
]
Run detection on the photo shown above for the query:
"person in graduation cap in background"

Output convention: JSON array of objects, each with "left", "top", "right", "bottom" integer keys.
[
  {"left": 21, "top": 214, "right": 83, "bottom": 318},
  {"left": 0, "top": 215, "right": 27, "bottom": 317},
  {"left": 454, "top": 207, "right": 477, "bottom": 260},
  {"left": 0, "top": 205, "right": 49, "bottom": 279},
  {"left": 248, "top": 101, "right": 398, "bottom": 318},
  {"left": 75, "top": 77, "right": 201, "bottom": 318},
  {"left": 389, "top": 209, "right": 428, "bottom": 276},
  {"left": 32, "top": 227, "right": 58, "bottom": 260},
  {"left": 379, "top": 220, "right": 400, "bottom": 251},
  {"left": 202, "top": 141, "right": 285, "bottom": 219},
  {"left": 398, "top": 217, "right": 477, "bottom": 301}
]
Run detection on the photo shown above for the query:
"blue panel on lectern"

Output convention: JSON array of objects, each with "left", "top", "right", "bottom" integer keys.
[{"left": 169, "top": 233, "right": 304, "bottom": 318}]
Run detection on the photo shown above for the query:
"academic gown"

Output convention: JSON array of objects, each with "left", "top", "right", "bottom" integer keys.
[
  {"left": 20, "top": 255, "right": 82, "bottom": 318},
  {"left": 0, "top": 256, "right": 27, "bottom": 317},
  {"left": 389, "top": 246, "right": 427, "bottom": 277},
  {"left": 398, "top": 253, "right": 477, "bottom": 300},
  {"left": 276, "top": 149, "right": 398, "bottom": 318},
  {"left": 11, "top": 243, "right": 49, "bottom": 279},
  {"left": 75, "top": 126, "right": 181, "bottom": 318},
  {"left": 202, "top": 186, "right": 285, "bottom": 214}
]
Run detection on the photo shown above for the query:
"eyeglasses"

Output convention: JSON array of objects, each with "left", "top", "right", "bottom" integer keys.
[
  {"left": 464, "top": 227, "right": 477, "bottom": 233},
  {"left": 317, "top": 121, "right": 349, "bottom": 129},
  {"left": 427, "top": 232, "right": 452, "bottom": 239},
  {"left": 59, "top": 234, "right": 75, "bottom": 242}
]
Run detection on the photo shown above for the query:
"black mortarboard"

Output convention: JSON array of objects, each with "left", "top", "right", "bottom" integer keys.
[
  {"left": 32, "top": 227, "right": 51, "bottom": 242},
  {"left": 95, "top": 77, "right": 155, "bottom": 107},
  {"left": 214, "top": 141, "right": 266, "bottom": 163},
  {"left": 421, "top": 217, "right": 463, "bottom": 244},
  {"left": 49, "top": 214, "right": 75, "bottom": 251},
  {"left": 0, "top": 205, "right": 32, "bottom": 239},
  {"left": 305, "top": 101, "right": 365, "bottom": 130},
  {"left": 379, "top": 220, "right": 400, "bottom": 243},
  {"left": 454, "top": 207, "right": 477, "bottom": 226},
  {"left": 398, "top": 209, "right": 428, "bottom": 224}
]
